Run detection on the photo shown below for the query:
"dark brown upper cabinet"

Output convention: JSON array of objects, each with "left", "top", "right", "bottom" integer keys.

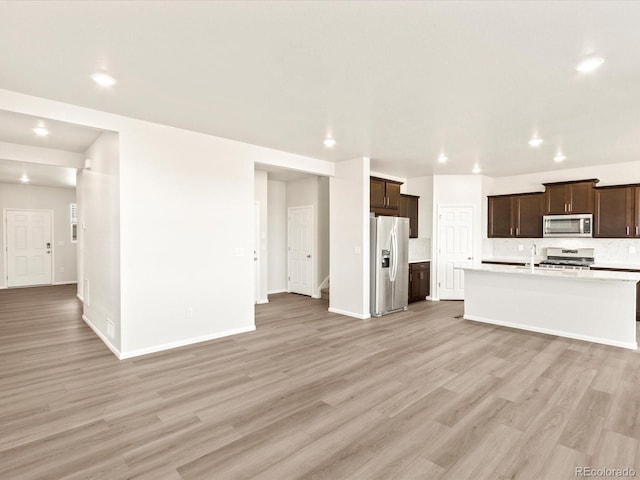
[
  {"left": 488, "top": 192, "right": 544, "bottom": 238},
  {"left": 399, "top": 194, "right": 419, "bottom": 238},
  {"left": 543, "top": 179, "right": 598, "bottom": 215},
  {"left": 594, "top": 184, "right": 640, "bottom": 238},
  {"left": 370, "top": 177, "right": 402, "bottom": 214}
]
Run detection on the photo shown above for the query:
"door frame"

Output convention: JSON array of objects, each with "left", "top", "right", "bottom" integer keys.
[
  {"left": 287, "top": 204, "right": 315, "bottom": 297},
  {"left": 3, "top": 208, "right": 55, "bottom": 288},
  {"left": 434, "top": 204, "right": 475, "bottom": 301}
]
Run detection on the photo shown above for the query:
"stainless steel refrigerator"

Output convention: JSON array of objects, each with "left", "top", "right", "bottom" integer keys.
[{"left": 370, "top": 216, "right": 409, "bottom": 317}]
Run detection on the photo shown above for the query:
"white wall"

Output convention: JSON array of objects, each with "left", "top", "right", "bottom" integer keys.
[
  {"left": 79, "top": 132, "right": 121, "bottom": 351},
  {"left": 405, "top": 175, "right": 434, "bottom": 239},
  {"left": 330, "top": 157, "right": 370, "bottom": 318},
  {"left": 0, "top": 182, "right": 77, "bottom": 288},
  {"left": 254, "top": 170, "right": 268, "bottom": 303},
  {"left": 0, "top": 88, "right": 334, "bottom": 358},
  {"left": 267, "top": 179, "right": 287, "bottom": 293}
]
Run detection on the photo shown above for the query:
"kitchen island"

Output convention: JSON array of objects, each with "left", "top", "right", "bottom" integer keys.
[{"left": 462, "top": 264, "right": 640, "bottom": 349}]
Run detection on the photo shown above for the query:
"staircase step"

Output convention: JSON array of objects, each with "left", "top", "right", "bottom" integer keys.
[{"left": 320, "top": 288, "right": 329, "bottom": 300}]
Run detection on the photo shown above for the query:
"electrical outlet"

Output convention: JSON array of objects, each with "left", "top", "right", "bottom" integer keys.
[
  {"left": 60, "top": 267, "right": 65, "bottom": 273},
  {"left": 186, "top": 307, "right": 194, "bottom": 319},
  {"left": 518, "top": 244, "right": 524, "bottom": 252}
]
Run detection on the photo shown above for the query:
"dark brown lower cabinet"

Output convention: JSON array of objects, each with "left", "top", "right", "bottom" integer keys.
[{"left": 409, "top": 262, "right": 430, "bottom": 303}]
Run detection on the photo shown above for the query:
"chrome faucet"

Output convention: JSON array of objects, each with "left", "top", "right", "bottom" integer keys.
[{"left": 530, "top": 244, "right": 537, "bottom": 271}]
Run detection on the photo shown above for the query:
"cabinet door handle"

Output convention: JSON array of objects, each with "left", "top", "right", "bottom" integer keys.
[
  {"left": 510, "top": 227, "right": 513, "bottom": 235},
  {"left": 636, "top": 226, "right": 639, "bottom": 236},
  {"left": 516, "top": 227, "right": 519, "bottom": 236},
  {"left": 627, "top": 226, "right": 630, "bottom": 236}
]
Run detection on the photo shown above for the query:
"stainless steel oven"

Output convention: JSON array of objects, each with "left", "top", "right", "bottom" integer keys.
[{"left": 543, "top": 214, "right": 593, "bottom": 238}]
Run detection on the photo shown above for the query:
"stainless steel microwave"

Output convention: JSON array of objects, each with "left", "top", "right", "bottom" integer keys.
[{"left": 543, "top": 214, "right": 593, "bottom": 238}]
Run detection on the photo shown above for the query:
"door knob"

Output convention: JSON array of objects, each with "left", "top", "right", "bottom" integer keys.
[{"left": 306, "top": 255, "right": 311, "bottom": 258}]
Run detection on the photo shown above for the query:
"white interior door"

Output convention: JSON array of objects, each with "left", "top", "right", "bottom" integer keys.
[
  {"left": 254, "top": 201, "right": 260, "bottom": 304},
  {"left": 288, "top": 205, "right": 313, "bottom": 296},
  {"left": 437, "top": 206, "right": 473, "bottom": 300},
  {"left": 6, "top": 209, "right": 53, "bottom": 287}
]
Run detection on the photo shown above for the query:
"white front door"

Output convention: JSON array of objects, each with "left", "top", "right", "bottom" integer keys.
[
  {"left": 437, "top": 206, "right": 474, "bottom": 300},
  {"left": 288, "top": 205, "right": 313, "bottom": 296},
  {"left": 6, "top": 209, "right": 53, "bottom": 287}
]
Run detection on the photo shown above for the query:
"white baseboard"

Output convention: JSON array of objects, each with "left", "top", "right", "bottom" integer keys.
[
  {"left": 82, "top": 314, "right": 122, "bottom": 359},
  {"left": 464, "top": 314, "right": 638, "bottom": 350},
  {"left": 53, "top": 281, "right": 78, "bottom": 286},
  {"left": 119, "top": 325, "right": 257, "bottom": 360},
  {"left": 328, "top": 307, "right": 371, "bottom": 320},
  {"left": 311, "top": 293, "right": 321, "bottom": 299},
  {"left": 267, "top": 289, "right": 287, "bottom": 295},
  {"left": 256, "top": 299, "right": 269, "bottom": 305},
  {"left": 318, "top": 276, "right": 330, "bottom": 291},
  {"left": 0, "top": 285, "right": 6, "bottom": 289}
]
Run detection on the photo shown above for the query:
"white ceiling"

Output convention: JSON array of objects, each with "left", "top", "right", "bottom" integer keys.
[
  {"left": 0, "top": 109, "right": 103, "bottom": 188},
  {"left": 0, "top": 158, "right": 76, "bottom": 188},
  {"left": 0, "top": 109, "right": 103, "bottom": 152},
  {"left": 0, "top": 1, "right": 639, "bottom": 178}
]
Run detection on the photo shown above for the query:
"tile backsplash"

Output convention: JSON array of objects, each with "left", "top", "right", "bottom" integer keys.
[
  {"left": 488, "top": 238, "right": 640, "bottom": 265},
  {"left": 409, "top": 237, "right": 431, "bottom": 262}
]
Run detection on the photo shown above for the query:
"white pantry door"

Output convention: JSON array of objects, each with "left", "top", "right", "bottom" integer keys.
[
  {"left": 437, "top": 206, "right": 474, "bottom": 300},
  {"left": 6, "top": 209, "right": 53, "bottom": 287},
  {"left": 288, "top": 205, "right": 313, "bottom": 296}
]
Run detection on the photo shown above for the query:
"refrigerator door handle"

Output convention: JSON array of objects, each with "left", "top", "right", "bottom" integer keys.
[{"left": 390, "top": 227, "right": 398, "bottom": 282}]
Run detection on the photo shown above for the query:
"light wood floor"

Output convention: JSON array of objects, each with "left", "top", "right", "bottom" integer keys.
[{"left": 2, "top": 286, "right": 640, "bottom": 479}]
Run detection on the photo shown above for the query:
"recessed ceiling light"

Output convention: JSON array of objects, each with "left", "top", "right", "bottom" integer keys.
[
  {"left": 323, "top": 137, "right": 336, "bottom": 148},
  {"left": 576, "top": 57, "right": 605, "bottom": 73},
  {"left": 472, "top": 166, "right": 482, "bottom": 174},
  {"left": 20, "top": 174, "right": 29, "bottom": 183},
  {"left": 91, "top": 72, "right": 117, "bottom": 87},
  {"left": 437, "top": 154, "right": 448, "bottom": 163},
  {"left": 554, "top": 153, "right": 566, "bottom": 162},
  {"left": 528, "top": 137, "right": 544, "bottom": 147},
  {"left": 32, "top": 127, "right": 49, "bottom": 136}
]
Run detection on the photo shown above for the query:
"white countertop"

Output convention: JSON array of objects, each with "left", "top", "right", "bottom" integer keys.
[
  {"left": 483, "top": 257, "right": 640, "bottom": 272},
  {"left": 464, "top": 264, "right": 640, "bottom": 283},
  {"left": 409, "top": 258, "right": 431, "bottom": 263},
  {"left": 482, "top": 256, "right": 543, "bottom": 264},
  {"left": 591, "top": 261, "right": 640, "bottom": 271}
]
